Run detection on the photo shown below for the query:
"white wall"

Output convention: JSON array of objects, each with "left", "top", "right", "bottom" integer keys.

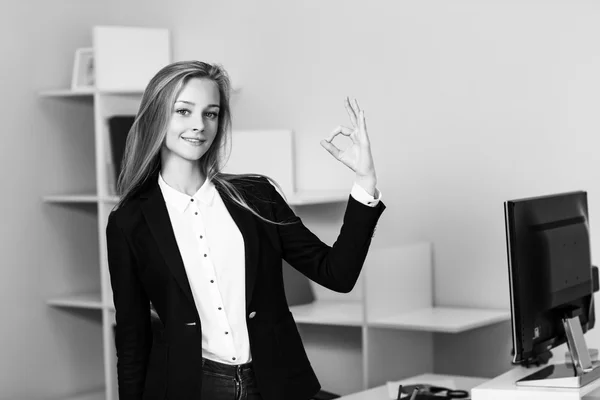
[{"left": 0, "top": 2, "right": 115, "bottom": 398}]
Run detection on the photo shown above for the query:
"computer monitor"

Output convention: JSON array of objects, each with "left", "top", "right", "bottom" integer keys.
[{"left": 504, "top": 190, "right": 599, "bottom": 388}]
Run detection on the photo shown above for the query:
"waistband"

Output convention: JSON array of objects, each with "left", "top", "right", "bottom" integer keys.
[{"left": 202, "top": 357, "right": 254, "bottom": 377}]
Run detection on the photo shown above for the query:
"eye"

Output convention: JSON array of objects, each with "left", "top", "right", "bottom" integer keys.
[
  {"left": 175, "top": 108, "right": 191, "bottom": 116},
  {"left": 204, "top": 112, "right": 219, "bottom": 120}
]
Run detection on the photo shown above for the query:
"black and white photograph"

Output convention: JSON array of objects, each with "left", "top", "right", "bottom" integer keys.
[{"left": 3, "top": 1, "right": 600, "bottom": 400}]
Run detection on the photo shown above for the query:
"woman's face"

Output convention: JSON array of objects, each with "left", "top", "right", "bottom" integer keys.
[{"left": 162, "top": 77, "right": 221, "bottom": 165}]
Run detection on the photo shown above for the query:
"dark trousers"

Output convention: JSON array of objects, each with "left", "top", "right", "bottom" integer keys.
[{"left": 201, "top": 357, "right": 263, "bottom": 400}]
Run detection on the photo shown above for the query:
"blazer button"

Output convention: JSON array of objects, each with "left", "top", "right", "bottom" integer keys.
[{"left": 248, "top": 311, "right": 256, "bottom": 319}]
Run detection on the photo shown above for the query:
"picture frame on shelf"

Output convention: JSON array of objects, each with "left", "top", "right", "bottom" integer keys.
[{"left": 71, "top": 47, "right": 95, "bottom": 91}]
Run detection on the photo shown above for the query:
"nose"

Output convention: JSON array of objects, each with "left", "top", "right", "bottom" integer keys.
[{"left": 192, "top": 117, "right": 205, "bottom": 133}]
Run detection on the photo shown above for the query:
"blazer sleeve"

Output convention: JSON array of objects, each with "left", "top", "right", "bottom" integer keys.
[
  {"left": 106, "top": 211, "right": 152, "bottom": 400},
  {"left": 267, "top": 180, "right": 386, "bottom": 293}
]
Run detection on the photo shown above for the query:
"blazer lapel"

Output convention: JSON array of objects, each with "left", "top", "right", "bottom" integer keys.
[
  {"left": 140, "top": 181, "right": 196, "bottom": 308},
  {"left": 218, "top": 184, "right": 260, "bottom": 310}
]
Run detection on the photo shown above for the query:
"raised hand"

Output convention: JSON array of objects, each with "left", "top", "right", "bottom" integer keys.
[{"left": 320, "top": 97, "right": 377, "bottom": 195}]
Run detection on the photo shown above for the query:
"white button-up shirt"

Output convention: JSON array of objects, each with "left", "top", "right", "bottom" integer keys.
[{"left": 158, "top": 173, "right": 380, "bottom": 365}]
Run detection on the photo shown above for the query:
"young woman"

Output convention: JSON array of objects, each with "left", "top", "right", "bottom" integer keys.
[{"left": 106, "top": 60, "right": 385, "bottom": 400}]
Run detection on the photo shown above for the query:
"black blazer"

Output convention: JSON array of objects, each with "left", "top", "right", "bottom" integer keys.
[{"left": 106, "top": 175, "right": 385, "bottom": 400}]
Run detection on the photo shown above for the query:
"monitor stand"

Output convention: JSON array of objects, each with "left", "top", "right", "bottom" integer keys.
[{"left": 516, "top": 315, "right": 600, "bottom": 389}]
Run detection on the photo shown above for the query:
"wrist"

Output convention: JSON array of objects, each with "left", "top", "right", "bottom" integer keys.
[{"left": 354, "top": 174, "right": 377, "bottom": 197}]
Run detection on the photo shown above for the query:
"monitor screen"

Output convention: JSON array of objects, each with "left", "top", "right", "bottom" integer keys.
[{"left": 504, "top": 191, "right": 595, "bottom": 366}]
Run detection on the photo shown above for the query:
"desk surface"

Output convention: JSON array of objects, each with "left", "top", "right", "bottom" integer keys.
[
  {"left": 338, "top": 373, "right": 488, "bottom": 400},
  {"left": 472, "top": 364, "right": 600, "bottom": 400}
]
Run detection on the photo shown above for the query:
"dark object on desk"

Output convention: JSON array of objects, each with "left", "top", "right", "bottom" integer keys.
[
  {"left": 398, "top": 384, "right": 468, "bottom": 399},
  {"left": 311, "top": 389, "right": 340, "bottom": 399},
  {"left": 108, "top": 115, "right": 135, "bottom": 184}
]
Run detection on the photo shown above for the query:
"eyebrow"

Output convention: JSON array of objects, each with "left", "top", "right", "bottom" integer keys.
[{"left": 175, "top": 100, "right": 220, "bottom": 108}]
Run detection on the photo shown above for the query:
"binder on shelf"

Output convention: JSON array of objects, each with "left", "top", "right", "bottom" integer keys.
[{"left": 108, "top": 115, "right": 135, "bottom": 187}]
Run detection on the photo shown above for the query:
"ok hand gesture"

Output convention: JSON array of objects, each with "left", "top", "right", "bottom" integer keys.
[{"left": 320, "top": 97, "right": 377, "bottom": 195}]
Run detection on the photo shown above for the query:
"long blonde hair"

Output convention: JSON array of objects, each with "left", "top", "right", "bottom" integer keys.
[{"left": 115, "top": 60, "right": 293, "bottom": 224}]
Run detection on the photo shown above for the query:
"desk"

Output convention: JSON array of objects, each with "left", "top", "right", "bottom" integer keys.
[
  {"left": 471, "top": 364, "right": 600, "bottom": 400},
  {"left": 338, "top": 373, "right": 487, "bottom": 400}
]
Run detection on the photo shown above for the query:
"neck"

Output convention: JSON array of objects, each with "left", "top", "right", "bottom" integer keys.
[{"left": 160, "top": 157, "right": 206, "bottom": 196}]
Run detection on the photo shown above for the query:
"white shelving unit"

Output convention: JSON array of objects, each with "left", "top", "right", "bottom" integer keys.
[
  {"left": 39, "top": 26, "right": 154, "bottom": 400},
  {"left": 289, "top": 242, "right": 510, "bottom": 394}
]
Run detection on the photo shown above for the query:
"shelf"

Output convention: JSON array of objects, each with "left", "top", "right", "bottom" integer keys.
[
  {"left": 39, "top": 87, "right": 241, "bottom": 98},
  {"left": 368, "top": 307, "right": 510, "bottom": 333},
  {"left": 39, "top": 88, "right": 143, "bottom": 97},
  {"left": 43, "top": 194, "right": 102, "bottom": 203},
  {"left": 103, "top": 191, "right": 348, "bottom": 206},
  {"left": 287, "top": 190, "right": 349, "bottom": 206},
  {"left": 47, "top": 293, "right": 103, "bottom": 310},
  {"left": 290, "top": 300, "right": 364, "bottom": 326},
  {"left": 289, "top": 303, "right": 509, "bottom": 332},
  {"left": 59, "top": 390, "right": 105, "bottom": 400},
  {"left": 39, "top": 88, "right": 95, "bottom": 97}
]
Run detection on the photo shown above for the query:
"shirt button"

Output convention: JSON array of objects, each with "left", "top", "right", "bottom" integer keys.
[
  {"left": 195, "top": 212, "right": 198, "bottom": 215},
  {"left": 210, "top": 280, "right": 214, "bottom": 283},
  {"left": 218, "top": 307, "right": 222, "bottom": 310},
  {"left": 249, "top": 311, "right": 256, "bottom": 319},
  {"left": 232, "top": 357, "right": 236, "bottom": 361},
  {"left": 225, "top": 331, "right": 229, "bottom": 335},
  {"left": 190, "top": 199, "right": 194, "bottom": 202},
  {"left": 200, "top": 235, "right": 203, "bottom": 239}
]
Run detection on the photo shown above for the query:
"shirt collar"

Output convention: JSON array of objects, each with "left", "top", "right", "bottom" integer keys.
[{"left": 158, "top": 173, "right": 216, "bottom": 213}]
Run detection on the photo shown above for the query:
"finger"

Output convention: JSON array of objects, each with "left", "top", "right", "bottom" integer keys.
[
  {"left": 324, "top": 125, "right": 353, "bottom": 143},
  {"left": 344, "top": 97, "right": 358, "bottom": 127},
  {"left": 320, "top": 139, "right": 342, "bottom": 160},
  {"left": 359, "top": 110, "right": 368, "bottom": 139},
  {"left": 353, "top": 98, "right": 361, "bottom": 115}
]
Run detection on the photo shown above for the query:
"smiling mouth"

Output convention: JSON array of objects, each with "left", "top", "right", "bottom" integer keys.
[{"left": 182, "top": 137, "right": 206, "bottom": 145}]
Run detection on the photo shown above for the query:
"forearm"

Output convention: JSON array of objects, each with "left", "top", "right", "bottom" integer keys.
[
  {"left": 327, "top": 195, "right": 385, "bottom": 292},
  {"left": 280, "top": 195, "right": 385, "bottom": 293},
  {"left": 114, "top": 320, "right": 152, "bottom": 398}
]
